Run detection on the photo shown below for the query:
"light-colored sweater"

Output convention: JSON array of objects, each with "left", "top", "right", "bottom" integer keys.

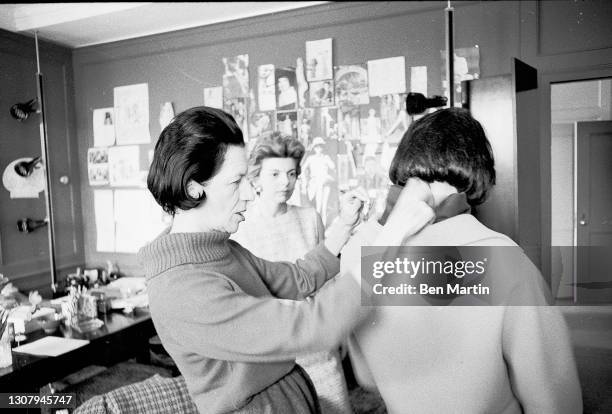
[
  {"left": 343, "top": 214, "right": 582, "bottom": 414},
  {"left": 232, "top": 203, "right": 324, "bottom": 262},
  {"left": 232, "top": 203, "right": 352, "bottom": 414},
  {"left": 138, "top": 230, "right": 368, "bottom": 413}
]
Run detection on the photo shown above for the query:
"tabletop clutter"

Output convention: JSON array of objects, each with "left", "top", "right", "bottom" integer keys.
[{"left": 0, "top": 265, "right": 149, "bottom": 366}]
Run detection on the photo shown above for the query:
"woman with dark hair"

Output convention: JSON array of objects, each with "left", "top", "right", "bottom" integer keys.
[
  {"left": 138, "top": 106, "right": 437, "bottom": 413},
  {"left": 344, "top": 108, "right": 582, "bottom": 414},
  {"left": 232, "top": 132, "right": 352, "bottom": 414}
]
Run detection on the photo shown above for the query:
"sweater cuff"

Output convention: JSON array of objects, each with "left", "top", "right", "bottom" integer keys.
[{"left": 311, "top": 242, "right": 341, "bottom": 280}]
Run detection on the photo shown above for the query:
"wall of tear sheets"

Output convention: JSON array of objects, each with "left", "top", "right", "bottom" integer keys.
[{"left": 73, "top": 1, "right": 521, "bottom": 275}]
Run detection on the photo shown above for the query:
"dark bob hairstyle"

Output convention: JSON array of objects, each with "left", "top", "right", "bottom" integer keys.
[
  {"left": 247, "top": 132, "right": 305, "bottom": 182},
  {"left": 389, "top": 107, "right": 495, "bottom": 206},
  {"left": 147, "top": 106, "right": 244, "bottom": 215}
]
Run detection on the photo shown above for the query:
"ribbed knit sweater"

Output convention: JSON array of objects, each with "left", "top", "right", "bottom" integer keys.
[{"left": 138, "top": 230, "right": 369, "bottom": 413}]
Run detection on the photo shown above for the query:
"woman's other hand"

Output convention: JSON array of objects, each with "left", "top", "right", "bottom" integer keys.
[{"left": 338, "top": 187, "right": 369, "bottom": 228}]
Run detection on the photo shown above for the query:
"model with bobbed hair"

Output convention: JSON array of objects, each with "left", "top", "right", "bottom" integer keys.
[
  {"left": 139, "top": 106, "right": 438, "bottom": 414},
  {"left": 389, "top": 107, "right": 495, "bottom": 206},
  {"left": 344, "top": 108, "right": 582, "bottom": 414}
]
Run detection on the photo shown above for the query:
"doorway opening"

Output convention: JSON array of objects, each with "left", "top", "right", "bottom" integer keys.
[{"left": 551, "top": 78, "right": 612, "bottom": 304}]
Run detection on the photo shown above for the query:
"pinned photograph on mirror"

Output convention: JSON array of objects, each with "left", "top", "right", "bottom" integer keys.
[
  {"left": 222, "top": 54, "right": 249, "bottom": 99},
  {"left": 309, "top": 80, "right": 334, "bottom": 107},
  {"left": 249, "top": 111, "right": 275, "bottom": 141},
  {"left": 93, "top": 108, "right": 116, "bottom": 147},
  {"left": 335, "top": 64, "right": 369, "bottom": 110},
  {"left": 275, "top": 67, "right": 298, "bottom": 111},
  {"left": 224, "top": 97, "right": 249, "bottom": 142},
  {"left": 257, "top": 64, "right": 276, "bottom": 111},
  {"left": 275, "top": 111, "right": 298, "bottom": 139},
  {"left": 306, "top": 38, "right": 333, "bottom": 81},
  {"left": 88, "top": 147, "right": 110, "bottom": 186}
]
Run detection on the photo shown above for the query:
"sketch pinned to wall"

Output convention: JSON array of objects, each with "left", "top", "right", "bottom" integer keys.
[
  {"left": 367, "top": 56, "right": 406, "bottom": 97},
  {"left": 441, "top": 46, "right": 480, "bottom": 106},
  {"left": 309, "top": 80, "right": 334, "bottom": 107},
  {"left": 113, "top": 83, "right": 151, "bottom": 145},
  {"left": 410, "top": 66, "right": 428, "bottom": 96},
  {"left": 2, "top": 157, "right": 45, "bottom": 199},
  {"left": 204, "top": 86, "right": 223, "bottom": 109},
  {"left": 257, "top": 64, "right": 276, "bottom": 111},
  {"left": 87, "top": 147, "right": 109, "bottom": 186},
  {"left": 223, "top": 54, "right": 249, "bottom": 99},
  {"left": 335, "top": 64, "right": 369, "bottom": 110},
  {"left": 275, "top": 67, "right": 298, "bottom": 111},
  {"left": 224, "top": 97, "right": 249, "bottom": 141},
  {"left": 93, "top": 108, "right": 116, "bottom": 147},
  {"left": 305, "top": 38, "right": 333, "bottom": 81},
  {"left": 159, "top": 102, "right": 175, "bottom": 131},
  {"left": 249, "top": 111, "right": 275, "bottom": 141},
  {"left": 94, "top": 189, "right": 115, "bottom": 252},
  {"left": 275, "top": 111, "right": 298, "bottom": 139},
  {"left": 108, "top": 145, "right": 141, "bottom": 187}
]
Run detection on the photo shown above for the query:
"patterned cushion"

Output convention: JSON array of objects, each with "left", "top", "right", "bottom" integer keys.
[{"left": 75, "top": 375, "right": 198, "bottom": 414}]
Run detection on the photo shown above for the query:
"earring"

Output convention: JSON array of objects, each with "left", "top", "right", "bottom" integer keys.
[
  {"left": 187, "top": 185, "right": 203, "bottom": 199},
  {"left": 189, "top": 190, "right": 204, "bottom": 199}
]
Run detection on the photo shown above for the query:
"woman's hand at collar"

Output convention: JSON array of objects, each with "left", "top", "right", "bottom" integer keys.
[{"left": 375, "top": 178, "right": 435, "bottom": 246}]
